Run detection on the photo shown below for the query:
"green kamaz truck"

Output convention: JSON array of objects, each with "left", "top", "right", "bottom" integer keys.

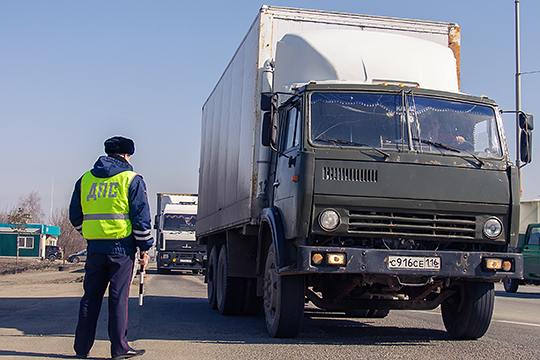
[{"left": 197, "top": 6, "right": 532, "bottom": 339}]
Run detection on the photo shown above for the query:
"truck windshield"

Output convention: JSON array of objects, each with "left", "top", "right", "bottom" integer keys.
[
  {"left": 163, "top": 214, "right": 197, "bottom": 232},
  {"left": 310, "top": 92, "right": 502, "bottom": 158}
]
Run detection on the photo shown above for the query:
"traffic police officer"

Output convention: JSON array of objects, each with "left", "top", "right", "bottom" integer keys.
[{"left": 69, "top": 136, "right": 154, "bottom": 359}]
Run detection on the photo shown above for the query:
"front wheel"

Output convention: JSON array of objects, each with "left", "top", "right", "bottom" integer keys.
[
  {"left": 264, "top": 244, "right": 305, "bottom": 338},
  {"left": 72, "top": 257, "right": 80, "bottom": 264},
  {"left": 503, "top": 278, "right": 519, "bottom": 293},
  {"left": 441, "top": 281, "right": 494, "bottom": 340}
]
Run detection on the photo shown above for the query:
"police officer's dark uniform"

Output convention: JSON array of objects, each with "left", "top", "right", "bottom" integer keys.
[{"left": 69, "top": 136, "right": 154, "bottom": 359}]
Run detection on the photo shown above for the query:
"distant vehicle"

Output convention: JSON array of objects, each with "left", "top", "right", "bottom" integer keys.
[
  {"left": 68, "top": 249, "right": 87, "bottom": 263},
  {"left": 504, "top": 223, "right": 540, "bottom": 293},
  {"left": 155, "top": 193, "right": 205, "bottom": 274},
  {"left": 45, "top": 245, "right": 62, "bottom": 261}
]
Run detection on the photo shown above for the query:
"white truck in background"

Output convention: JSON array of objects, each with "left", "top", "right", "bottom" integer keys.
[{"left": 155, "top": 193, "right": 204, "bottom": 274}]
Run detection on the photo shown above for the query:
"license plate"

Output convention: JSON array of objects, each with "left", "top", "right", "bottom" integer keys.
[
  {"left": 387, "top": 256, "right": 440, "bottom": 270},
  {"left": 179, "top": 259, "right": 192, "bottom": 263}
]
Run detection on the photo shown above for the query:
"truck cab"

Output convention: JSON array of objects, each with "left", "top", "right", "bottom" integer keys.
[{"left": 155, "top": 194, "right": 205, "bottom": 274}]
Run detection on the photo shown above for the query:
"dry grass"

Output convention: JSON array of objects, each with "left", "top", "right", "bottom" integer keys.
[{"left": 0, "top": 257, "right": 67, "bottom": 276}]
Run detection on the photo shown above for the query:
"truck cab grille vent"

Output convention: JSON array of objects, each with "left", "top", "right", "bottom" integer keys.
[
  {"left": 323, "top": 167, "right": 377, "bottom": 182},
  {"left": 348, "top": 211, "right": 476, "bottom": 240}
]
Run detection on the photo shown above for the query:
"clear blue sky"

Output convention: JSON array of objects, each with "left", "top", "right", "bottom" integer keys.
[{"left": 1, "top": 0, "right": 539, "bottom": 221}]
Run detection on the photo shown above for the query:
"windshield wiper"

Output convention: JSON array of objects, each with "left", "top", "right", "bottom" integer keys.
[
  {"left": 315, "top": 139, "right": 390, "bottom": 159},
  {"left": 412, "top": 138, "right": 485, "bottom": 167}
]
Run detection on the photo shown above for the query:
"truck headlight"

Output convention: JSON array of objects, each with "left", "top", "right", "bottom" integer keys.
[
  {"left": 483, "top": 218, "right": 502, "bottom": 239},
  {"left": 319, "top": 209, "right": 340, "bottom": 231}
]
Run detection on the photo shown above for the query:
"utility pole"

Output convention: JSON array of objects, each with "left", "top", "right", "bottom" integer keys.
[{"left": 515, "top": 0, "right": 522, "bottom": 198}]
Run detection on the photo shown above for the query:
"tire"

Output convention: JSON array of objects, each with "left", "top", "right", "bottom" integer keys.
[
  {"left": 47, "top": 254, "right": 56, "bottom": 262},
  {"left": 366, "top": 309, "right": 390, "bottom": 318},
  {"left": 503, "top": 278, "right": 519, "bottom": 293},
  {"left": 157, "top": 267, "right": 171, "bottom": 274},
  {"left": 441, "top": 281, "right": 494, "bottom": 340},
  {"left": 216, "top": 246, "right": 244, "bottom": 315},
  {"left": 345, "top": 309, "right": 370, "bottom": 318},
  {"left": 72, "top": 257, "right": 80, "bottom": 264},
  {"left": 263, "top": 244, "right": 305, "bottom": 338},
  {"left": 241, "top": 277, "right": 263, "bottom": 316},
  {"left": 207, "top": 246, "right": 220, "bottom": 310},
  {"left": 367, "top": 296, "right": 390, "bottom": 318}
]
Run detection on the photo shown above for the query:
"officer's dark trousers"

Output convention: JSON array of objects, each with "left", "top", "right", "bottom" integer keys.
[{"left": 74, "top": 252, "right": 135, "bottom": 358}]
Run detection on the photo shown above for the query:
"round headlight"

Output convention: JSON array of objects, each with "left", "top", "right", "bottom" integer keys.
[
  {"left": 484, "top": 218, "right": 502, "bottom": 239},
  {"left": 319, "top": 209, "right": 340, "bottom": 231}
]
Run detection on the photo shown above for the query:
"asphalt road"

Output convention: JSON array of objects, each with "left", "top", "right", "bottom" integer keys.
[{"left": 1, "top": 264, "right": 540, "bottom": 359}]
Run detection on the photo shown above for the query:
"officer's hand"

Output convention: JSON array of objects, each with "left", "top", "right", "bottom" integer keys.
[{"left": 139, "top": 251, "right": 149, "bottom": 268}]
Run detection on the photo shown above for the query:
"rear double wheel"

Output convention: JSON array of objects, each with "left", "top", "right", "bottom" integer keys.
[
  {"left": 207, "top": 246, "right": 220, "bottom": 309},
  {"left": 263, "top": 244, "right": 305, "bottom": 338}
]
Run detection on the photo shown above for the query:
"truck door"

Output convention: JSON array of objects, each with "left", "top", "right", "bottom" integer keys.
[
  {"left": 273, "top": 102, "right": 302, "bottom": 239},
  {"left": 523, "top": 226, "right": 540, "bottom": 277}
]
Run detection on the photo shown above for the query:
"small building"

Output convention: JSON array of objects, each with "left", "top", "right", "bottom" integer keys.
[{"left": 0, "top": 223, "right": 61, "bottom": 259}]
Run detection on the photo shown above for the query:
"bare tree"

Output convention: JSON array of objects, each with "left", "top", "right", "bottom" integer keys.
[
  {"left": 7, "top": 207, "right": 31, "bottom": 265},
  {"left": 16, "top": 191, "right": 45, "bottom": 224},
  {"left": 0, "top": 201, "right": 16, "bottom": 223},
  {"left": 50, "top": 207, "right": 86, "bottom": 258}
]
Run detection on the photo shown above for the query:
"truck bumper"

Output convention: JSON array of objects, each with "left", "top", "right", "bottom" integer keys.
[
  {"left": 282, "top": 246, "right": 523, "bottom": 280},
  {"left": 158, "top": 251, "right": 206, "bottom": 271}
]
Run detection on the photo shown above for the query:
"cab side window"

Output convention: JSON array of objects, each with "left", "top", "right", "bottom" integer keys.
[
  {"left": 281, "top": 103, "right": 301, "bottom": 151},
  {"left": 528, "top": 228, "right": 540, "bottom": 246}
]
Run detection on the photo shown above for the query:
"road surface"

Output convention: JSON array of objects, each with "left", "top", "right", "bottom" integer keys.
[{"left": 1, "top": 264, "right": 539, "bottom": 359}]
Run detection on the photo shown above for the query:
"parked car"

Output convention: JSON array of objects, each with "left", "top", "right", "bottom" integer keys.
[
  {"left": 45, "top": 245, "right": 62, "bottom": 261},
  {"left": 68, "top": 249, "right": 87, "bottom": 263}
]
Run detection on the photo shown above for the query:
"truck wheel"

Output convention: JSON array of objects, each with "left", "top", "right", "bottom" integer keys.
[
  {"left": 263, "top": 244, "right": 304, "bottom": 338},
  {"left": 345, "top": 309, "right": 370, "bottom": 318},
  {"left": 503, "top": 278, "right": 519, "bottom": 293},
  {"left": 207, "top": 247, "right": 219, "bottom": 309},
  {"left": 157, "top": 267, "right": 171, "bottom": 274},
  {"left": 216, "top": 246, "right": 244, "bottom": 315},
  {"left": 241, "top": 278, "right": 263, "bottom": 316},
  {"left": 441, "top": 281, "right": 494, "bottom": 340},
  {"left": 366, "top": 309, "right": 390, "bottom": 318},
  {"left": 72, "top": 257, "right": 80, "bottom": 264},
  {"left": 367, "top": 296, "right": 390, "bottom": 318}
]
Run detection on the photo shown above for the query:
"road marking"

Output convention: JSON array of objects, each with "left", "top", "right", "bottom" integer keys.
[{"left": 493, "top": 319, "right": 540, "bottom": 328}]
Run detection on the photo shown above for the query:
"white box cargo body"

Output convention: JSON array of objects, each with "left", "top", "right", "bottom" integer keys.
[
  {"left": 520, "top": 200, "right": 540, "bottom": 233},
  {"left": 197, "top": 5, "right": 461, "bottom": 237}
]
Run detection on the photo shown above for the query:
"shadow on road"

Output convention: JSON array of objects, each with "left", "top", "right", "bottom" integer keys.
[{"left": 0, "top": 293, "right": 450, "bottom": 347}]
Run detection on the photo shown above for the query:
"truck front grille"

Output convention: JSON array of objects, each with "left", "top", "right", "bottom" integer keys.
[
  {"left": 348, "top": 210, "right": 476, "bottom": 240},
  {"left": 323, "top": 167, "right": 377, "bottom": 182}
]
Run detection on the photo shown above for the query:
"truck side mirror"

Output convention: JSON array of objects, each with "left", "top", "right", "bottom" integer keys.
[
  {"left": 261, "top": 93, "right": 272, "bottom": 111},
  {"left": 262, "top": 111, "right": 279, "bottom": 147},
  {"left": 519, "top": 112, "right": 534, "bottom": 131},
  {"left": 262, "top": 112, "right": 272, "bottom": 146},
  {"left": 520, "top": 129, "right": 533, "bottom": 164},
  {"left": 518, "top": 112, "right": 533, "bottom": 165}
]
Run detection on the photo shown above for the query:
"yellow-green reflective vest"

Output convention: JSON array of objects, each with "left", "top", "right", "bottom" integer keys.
[{"left": 80, "top": 170, "right": 137, "bottom": 240}]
